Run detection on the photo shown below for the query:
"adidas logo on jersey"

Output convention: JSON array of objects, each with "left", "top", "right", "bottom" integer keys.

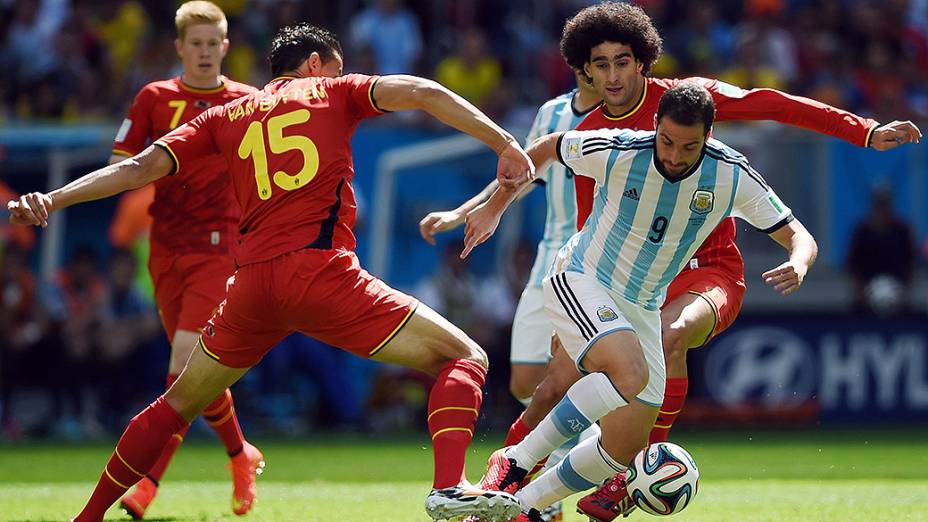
[{"left": 623, "top": 188, "right": 640, "bottom": 201}]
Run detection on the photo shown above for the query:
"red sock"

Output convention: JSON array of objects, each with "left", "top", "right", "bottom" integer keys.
[
  {"left": 147, "top": 375, "right": 189, "bottom": 482},
  {"left": 427, "top": 359, "right": 486, "bottom": 489},
  {"left": 202, "top": 389, "right": 245, "bottom": 456},
  {"left": 503, "top": 411, "right": 532, "bottom": 447},
  {"left": 74, "top": 396, "right": 188, "bottom": 522},
  {"left": 649, "top": 377, "right": 689, "bottom": 444}
]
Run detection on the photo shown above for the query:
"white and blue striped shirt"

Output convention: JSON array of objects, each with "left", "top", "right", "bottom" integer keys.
[
  {"left": 525, "top": 90, "right": 596, "bottom": 287},
  {"left": 556, "top": 128, "right": 793, "bottom": 310}
]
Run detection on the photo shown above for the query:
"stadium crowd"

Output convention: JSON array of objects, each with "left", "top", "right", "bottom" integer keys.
[
  {"left": 0, "top": 0, "right": 926, "bottom": 124},
  {"left": 1, "top": 0, "right": 926, "bottom": 441}
]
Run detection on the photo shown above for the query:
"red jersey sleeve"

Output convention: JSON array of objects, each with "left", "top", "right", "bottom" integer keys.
[
  {"left": 572, "top": 112, "right": 603, "bottom": 231},
  {"left": 154, "top": 106, "right": 222, "bottom": 175},
  {"left": 337, "top": 73, "right": 386, "bottom": 121},
  {"left": 113, "top": 86, "right": 157, "bottom": 157},
  {"left": 691, "top": 77, "right": 879, "bottom": 147}
]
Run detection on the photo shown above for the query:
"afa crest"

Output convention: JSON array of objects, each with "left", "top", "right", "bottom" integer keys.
[
  {"left": 690, "top": 189, "right": 714, "bottom": 214},
  {"left": 597, "top": 306, "right": 618, "bottom": 322}
]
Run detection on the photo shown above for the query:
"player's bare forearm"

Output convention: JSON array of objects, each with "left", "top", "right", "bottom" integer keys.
[
  {"left": 107, "top": 153, "right": 131, "bottom": 166},
  {"left": 763, "top": 219, "right": 817, "bottom": 295},
  {"left": 372, "top": 75, "right": 516, "bottom": 153},
  {"left": 53, "top": 145, "right": 172, "bottom": 211},
  {"left": 527, "top": 132, "right": 562, "bottom": 172}
]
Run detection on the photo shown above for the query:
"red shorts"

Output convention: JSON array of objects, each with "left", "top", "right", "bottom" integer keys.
[
  {"left": 664, "top": 266, "right": 745, "bottom": 346},
  {"left": 200, "top": 248, "right": 417, "bottom": 368},
  {"left": 149, "top": 251, "right": 234, "bottom": 342}
]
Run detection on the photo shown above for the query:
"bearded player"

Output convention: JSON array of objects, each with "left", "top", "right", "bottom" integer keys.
[
  {"left": 475, "top": 4, "right": 920, "bottom": 521},
  {"left": 9, "top": 23, "right": 533, "bottom": 522},
  {"left": 108, "top": 2, "right": 262, "bottom": 518}
]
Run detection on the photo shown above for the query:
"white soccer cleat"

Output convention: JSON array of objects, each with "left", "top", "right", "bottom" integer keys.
[{"left": 425, "top": 483, "right": 523, "bottom": 521}]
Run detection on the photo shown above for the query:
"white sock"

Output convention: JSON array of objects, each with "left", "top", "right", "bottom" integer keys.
[
  {"left": 518, "top": 436, "right": 628, "bottom": 511},
  {"left": 542, "top": 423, "right": 601, "bottom": 474},
  {"left": 508, "top": 372, "right": 627, "bottom": 471}
]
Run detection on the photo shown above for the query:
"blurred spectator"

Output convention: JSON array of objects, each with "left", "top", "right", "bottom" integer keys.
[
  {"left": 108, "top": 185, "right": 155, "bottom": 300},
  {"left": 259, "top": 335, "right": 371, "bottom": 432},
  {"left": 349, "top": 0, "right": 422, "bottom": 74},
  {"left": 94, "top": 249, "right": 160, "bottom": 428},
  {"left": 0, "top": 244, "right": 46, "bottom": 439},
  {"left": 2, "top": 0, "right": 68, "bottom": 84},
  {"left": 434, "top": 28, "right": 502, "bottom": 110},
  {"left": 0, "top": 180, "right": 36, "bottom": 252},
  {"left": 415, "top": 242, "right": 483, "bottom": 339},
  {"left": 42, "top": 244, "right": 108, "bottom": 439},
  {"left": 719, "top": 35, "right": 786, "bottom": 90},
  {"left": 846, "top": 186, "right": 918, "bottom": 316},
  {"left": 666, "top": 1, "right": 735, "bottom": 78},
  {"left": 737, "top": 0, "right": 798, "bottom": 84},
  {"left": 1, "top": 0, "right": 925, "bottom": 120}
]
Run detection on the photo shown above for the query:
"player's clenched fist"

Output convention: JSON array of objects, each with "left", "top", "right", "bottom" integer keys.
[
  {"left": 7, "top": 192, "right": 54, "bottom": 228},
  {"left": 762, "top": 261, "right": 807, "bottom": 296},
  {"left": 496, "top": 141, "right": 534, "bottom": 190}
]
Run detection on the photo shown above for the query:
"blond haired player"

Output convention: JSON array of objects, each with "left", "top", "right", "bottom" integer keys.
[{"left": 108, "top": 2, "right": 261, "bottom": 518}]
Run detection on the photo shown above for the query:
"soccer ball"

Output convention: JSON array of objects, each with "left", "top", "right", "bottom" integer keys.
[{"left": 626, "top": 442, "right": 699, "bottom": 516}]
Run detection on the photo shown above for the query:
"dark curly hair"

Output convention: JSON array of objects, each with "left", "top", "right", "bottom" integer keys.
[
  {"left": 657, "top": 82, "right": 716, "bottom": 134},
  {"left": 560, "top": 2, "right": 663, "bottom": 77},
  {"left": 268, "top": 23, "right": 343, "bottom": 77}
]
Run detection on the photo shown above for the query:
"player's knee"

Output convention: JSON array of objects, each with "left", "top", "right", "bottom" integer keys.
[
  {"left": 602, "top": 355, "right": 648, "bottom": 400},
  {"left": 661, "top": 325, "right": 690, "bottom": 369}
]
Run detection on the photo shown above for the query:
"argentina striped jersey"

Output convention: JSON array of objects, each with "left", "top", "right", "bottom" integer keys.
[
  {"left": 555, "top": 128, "right": 793, "bottom": 310},
  {"left": 525, "top": 90, "right": 596, "bottom": 287}
]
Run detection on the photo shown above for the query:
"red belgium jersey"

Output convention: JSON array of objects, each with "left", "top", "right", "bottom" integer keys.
[
  {"left": 156, "top": 74, "right": 384, "bottom": 267},
  {"left": 575, "top": 76, "right": 878, "bottom": 276},
  {"left": 113, "top": 77, "right": 256, "bottom": 255}
]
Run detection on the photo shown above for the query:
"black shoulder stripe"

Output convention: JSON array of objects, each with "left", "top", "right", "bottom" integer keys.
[
  {"left": 757, "top": 214, "right": 794, "bottom": 234},
  {"left": 705, "top": 149, "right": 769, "bottom": 190},
  {"left": 581, "top": 144, "right": 654, "bottom": 156}
]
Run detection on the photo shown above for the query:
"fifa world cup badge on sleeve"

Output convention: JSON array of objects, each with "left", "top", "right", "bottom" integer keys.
[
  {"left": 564, "top": 137, "right": 583, "bottom": 160},
  {"left": 690, "top": 189, "right": 714, "bottom": 214}
]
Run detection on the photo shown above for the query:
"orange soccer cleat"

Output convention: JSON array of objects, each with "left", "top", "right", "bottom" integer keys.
[
  {"left": 228, "top": 441, "right": 265, "bottom": 515},
  {"left": 479, "top": 447, "right": 529, "bottom": 496},
  {"left": 120, "top": 476, "right": 158, "bottom": 520}
]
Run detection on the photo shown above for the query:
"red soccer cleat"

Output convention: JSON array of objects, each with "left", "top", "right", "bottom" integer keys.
[
  {"left": 228, "top": 441, "right": 265, "bottom": 515},
  {"left": 576, "top": 472, "right": 637, "bottom": 521},
  {"left": 120, "top": 476, "right": 158, "bottom": 520},
  {"left": 480, "top": 447, "right": 529, "bottom": 495}
]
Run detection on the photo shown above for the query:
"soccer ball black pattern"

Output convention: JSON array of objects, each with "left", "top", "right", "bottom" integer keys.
[{"left": 626, "top": 442, "right": 699, "bottom": 516}]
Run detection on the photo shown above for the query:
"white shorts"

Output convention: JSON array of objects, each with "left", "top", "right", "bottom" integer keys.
[
  {"left": 511, "top": 285, "right": 554, "bottom": 365},
  {"left": 542, "top": 270, "right": 665, "bottom": 407}
]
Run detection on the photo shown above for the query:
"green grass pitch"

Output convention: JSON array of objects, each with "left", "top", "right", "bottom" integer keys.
[{"left": 1, "top": 429, "right": 926, "bottom": 521}]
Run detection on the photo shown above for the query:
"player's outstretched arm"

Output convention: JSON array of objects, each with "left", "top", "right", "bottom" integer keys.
[
  {"left": 460, "top": 132, "right": 562, "bottom": 257},
  {"left": 7, "top": 145, "right": 173, "bottom": 228},
  {"left": 762, "top": 219, "right": 818, "bottom": 296},
  {"left": 371, "top": 75, "right": 534, "bottom": 189},
  {"left": 704, "top": 79, "right": 922, "bottom": 149}
]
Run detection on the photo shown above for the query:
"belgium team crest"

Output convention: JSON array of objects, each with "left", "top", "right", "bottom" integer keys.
[{"left": 690, "top": 189, "right": 714, "bottom": 214}]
